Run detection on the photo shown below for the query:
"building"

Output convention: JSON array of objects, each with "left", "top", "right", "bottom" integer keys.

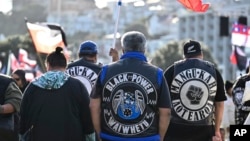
[
  {"left": 10, "top": 0, "right": 250, "bottom": 80},
  {"left": 176, "top": 1, "right": 250, "bottom": 80}
]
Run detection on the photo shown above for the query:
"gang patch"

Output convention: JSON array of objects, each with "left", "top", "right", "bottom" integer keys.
[
  {"left": 66, "top": 66, "right": 98, "bottom": 94},
  {"left": 103, "top": 72, "right": 157, "bottom": 135},
  {"left": 171, "top": 68, "right": 217, "bottom": 121}
]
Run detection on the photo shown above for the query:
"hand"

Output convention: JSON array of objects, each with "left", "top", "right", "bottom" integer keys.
[
  {"left": 212, "top": 131, "right": 222, "bottom": 141},
  {"left": 212, "top": 136, "right": 221, "bottom": 141},
  {"left": 109, "top": 48, "right": 119, "bottom": 62}
]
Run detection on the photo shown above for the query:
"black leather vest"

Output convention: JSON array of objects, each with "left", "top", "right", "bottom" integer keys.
[
  {"left": 171, "top": 59, "right": 217, "bottom": 125},
  {"left": 100, "top": 58, "right": 161, "bottom": 137},
  {"left": 66, "top": 58, "right": 101, "bottom": 94}
]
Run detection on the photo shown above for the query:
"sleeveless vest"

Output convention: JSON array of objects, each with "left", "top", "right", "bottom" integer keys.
[
  {"left": 66, "top": 58, "right": 101, "bottom": 94},
  {"left": 100, "top": 58, "right": 162, "bottom": 138},
  {"left": 171, "top": 59, "right": 217, "bottom": 125}
]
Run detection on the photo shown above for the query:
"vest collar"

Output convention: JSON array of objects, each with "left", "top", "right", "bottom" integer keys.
[{"left": 120, "top": 52, "right": 147, "bottom": 62}]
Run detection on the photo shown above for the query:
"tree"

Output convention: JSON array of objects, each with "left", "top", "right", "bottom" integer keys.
[
  {"left": 0, "top": 34, "right": 34, "bottom": 55},
  {"left": 151, "top": 40, "right": 217, "bottom": 70}
]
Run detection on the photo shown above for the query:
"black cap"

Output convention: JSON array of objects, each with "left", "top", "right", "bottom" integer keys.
[
  {"left": 183, "top": 40, "right": 202, "bottom": 58},
  {"left": 79, "top": 40, "right": 98, "bottom": 55}
]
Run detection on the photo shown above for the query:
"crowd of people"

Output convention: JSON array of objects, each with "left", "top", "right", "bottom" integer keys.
[{"left": 0, "top": 30, "right": 249, "bottom": 141}]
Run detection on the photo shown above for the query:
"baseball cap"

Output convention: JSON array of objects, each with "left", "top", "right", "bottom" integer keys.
[
  {"left": 79, "top": 40, "right": 98, "bottom": 55},
  {"left": 183, "top": 40, "right": 202, "bottom": 57}
]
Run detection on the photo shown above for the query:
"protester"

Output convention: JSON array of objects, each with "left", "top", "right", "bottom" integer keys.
[
  {"left": 90, "top": 31, "right": 172, "bottom": 141},
  {"left": 66, "top": 40, "right": 119, "bottom": 94},
  {"left": 0, "top": 74, "right": 22, "bottom": 141},
  {"left": 11, "top": 69, "right": 30, "bottom": 141},
  {"left": 164, "top": 40, "right": 226, "bottom": 141},
  {"left": 221, "top": 80, "right": 235, "bottom": 140},
  {"left": 66, "top": 40, "right": 102, "bottom": 95},
  {"left": 11, "top": 69, "right": 30, "bottom": 93},
  {"left": 19, "top": 47, "right": 95, "bottom": 141},
  {"left": 232, "top": 65, "right": 250, "bottom": 125}
]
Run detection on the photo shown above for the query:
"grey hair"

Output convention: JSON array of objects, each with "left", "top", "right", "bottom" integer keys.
[{"left": 121, "top": 31, "right": 146, "bottom": 52}]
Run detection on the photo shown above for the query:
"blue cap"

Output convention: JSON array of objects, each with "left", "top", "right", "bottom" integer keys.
[{"left": 79, "top": 40, "right": 98, "bottom": 55}]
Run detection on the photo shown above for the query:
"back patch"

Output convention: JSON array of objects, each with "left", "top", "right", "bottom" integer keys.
[
  {"left": 66, "top": 66, "right": 98, "bottom": 94},
  {"left": 103, "top": 72, "right": 157, "bottom": 135},
  {"left": 171, "top": 68, "right": 217, "bottom": 122}
]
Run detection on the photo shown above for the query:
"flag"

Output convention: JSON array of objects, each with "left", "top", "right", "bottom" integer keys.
[
  {"left": 231, "top": 22, "right": 248, "bottom": 46},
  {"left": 26, "top": 22, "right": 68, "bottom": 55},
  {"left": 10, "top": 48, "right": 43, "bottom": 80},
  {"left": 6, "top": 51, "right": 11, "bottom": 75},
  {"left": 178, "top": 0, "right": 209, "bottom": 12},
  {"left": 230, "top": 48, "right": 237, "bottom": 65},
  {"left": 245, "top": 27, "right": 250, "bottom": 48},
  {"left": 230, "top": 46, "right": 247, "bottom": 71},
  {"left": 230, "top": 20, "right": 250, "bottom": 71},
  {"left": 11, "top": 48, "right": 37, "bottom": 71}
]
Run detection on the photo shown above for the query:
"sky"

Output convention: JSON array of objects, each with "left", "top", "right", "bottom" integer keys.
[{"left": 0, "top": 0, "right": 12, "bottom": 14}]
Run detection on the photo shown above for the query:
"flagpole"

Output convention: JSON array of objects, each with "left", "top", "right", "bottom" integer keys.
[
  {"left": 112, "top": 0, "right": 122, "bottom": 49},
  {"left": 109, "top": 0, "right": 122, "bottom": 62},
  {"left": 24, "top": 17, "right": 46, "bottom": 73},
  {"left": 6, "top": 50, "right": 12, "bottom": 76}
]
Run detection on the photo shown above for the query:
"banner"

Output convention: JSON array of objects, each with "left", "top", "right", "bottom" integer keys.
[
  {"left": 230, "top": 46, "right": 247, "bottom": 71},
  {"left": 10, "top": 48, "right": 42, "bottom": 80},
  {"left": 231, "top": 21, "right": 250, "bottom": 71},
  {"left": 26, "top": 22, "right": 68, "bottom": 55},
  {"left": 231, "top": 23, "right": 248, "bottom": 47}
]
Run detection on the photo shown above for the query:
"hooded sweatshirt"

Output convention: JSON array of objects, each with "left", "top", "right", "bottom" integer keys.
[{"left": 20, "top": 71, "right": 94, "bottom": 141}]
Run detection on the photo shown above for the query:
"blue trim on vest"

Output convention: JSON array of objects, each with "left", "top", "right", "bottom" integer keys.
[
  {"left": 100, "top": 133, "right": 160, "bottom": 141},
  {"left": 100, "top": 65, "right": 108, "bottom": 85},
  {"left": 120, "top": 52, "right": 147, "bottom": 62},
  {"left": 157, "top": 68, "right": 163, "bottom": 86}
]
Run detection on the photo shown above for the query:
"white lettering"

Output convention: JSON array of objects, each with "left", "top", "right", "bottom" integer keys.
[
  {"left": 173, "top": 100, "right": 213, "bottom": 121},
  {"left": 105, "top": 73, "right": 154, "bottom": 94},
  {"left": 234, "top": 129, "right": 247, "bottom": 136},
  {"left": 107, "top": 116, "right": 150, "bottom": 134}
]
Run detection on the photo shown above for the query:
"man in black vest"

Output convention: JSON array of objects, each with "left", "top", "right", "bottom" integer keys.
[
  {"left": 66, "top": 40, "right": 102, "bottom": 95},
  {"left": 66, "top": 41, "right": 119, "bottom": 140},
  {"left": 164, "top": 40, "right": 226, "bottom": 141},
  {"left": 90, "top": 31, "right": 172, "bottom": 141},
  {"left": 0, "top": 74, "right": 22, "bottom": 141},
  {"left": 66, "top": 40, "right": 119, "bottom": 95}
]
